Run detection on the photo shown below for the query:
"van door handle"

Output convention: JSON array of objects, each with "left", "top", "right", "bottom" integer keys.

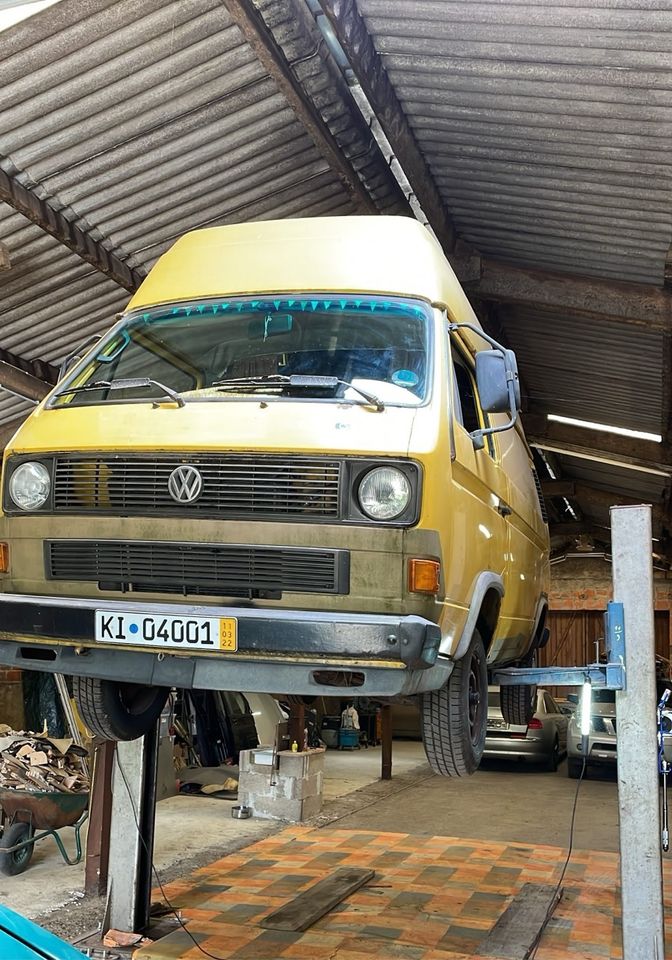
[{"left": 497, "top": 502, "right": 512, "bottom": 517}]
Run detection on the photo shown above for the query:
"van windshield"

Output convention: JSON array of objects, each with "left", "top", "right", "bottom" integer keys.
[{"left": 54, "top": 295, "right": 431, "bottom": 407}]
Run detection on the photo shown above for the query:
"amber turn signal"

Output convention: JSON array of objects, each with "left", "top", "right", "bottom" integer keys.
[
  {"left": 408, "top": 558, "right": 440, "bottom": 594},
  {"left": 0, "top": 543, "right": 9, "bottom": 573}
]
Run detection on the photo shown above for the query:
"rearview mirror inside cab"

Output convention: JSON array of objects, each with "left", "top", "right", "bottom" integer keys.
[{"left": 475, "top": 348, "right": 522, "bottom": 414}]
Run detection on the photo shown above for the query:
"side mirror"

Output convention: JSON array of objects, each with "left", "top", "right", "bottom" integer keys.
[{"left": 475, "top": 349, "right": 521, "bottom": 414}]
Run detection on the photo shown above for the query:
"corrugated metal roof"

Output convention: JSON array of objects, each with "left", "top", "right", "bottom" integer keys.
[
  {"left": 357, "top": 0, "right": 672, "bottom": 284},
  {"left": 0, "top": 0, "right": 365, "bottom": 425},
  {"left": 500, "top": 303, "right": 664, "bottom": 435},
  {"left": 551, "top": 451, "right": 669, "bottom": 539}
]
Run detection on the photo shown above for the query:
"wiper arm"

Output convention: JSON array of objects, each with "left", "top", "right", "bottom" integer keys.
[
  {"left": 54, "top": 377, "right": 185, "bottom": 408},
  {"left": 213, "top": 374, "right": 384, "bottom": 411}
]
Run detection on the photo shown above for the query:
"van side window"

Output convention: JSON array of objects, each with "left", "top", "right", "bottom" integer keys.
[
  {"left": 452, "top": 352, "right": 481, "bottom": 434},
  {"left": 452, "top": 346, "right": 496, "bottom": 457}
]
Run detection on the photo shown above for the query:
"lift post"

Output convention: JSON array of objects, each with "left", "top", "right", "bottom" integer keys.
[
  {"left": 107, "top": 724, "right": 160, "bottom": 934},
  {"left": 495, "top": 504, "right": 665, "bottom": 959}
]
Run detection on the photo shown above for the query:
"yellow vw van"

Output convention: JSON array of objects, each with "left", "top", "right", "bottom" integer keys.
[{"left": 0, "top": 217, "right": 549, "bottom": 776}]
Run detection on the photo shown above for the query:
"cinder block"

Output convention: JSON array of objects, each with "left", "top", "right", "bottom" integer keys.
[
  {"left": 277, "top": 751, "right": 308, "bottom": 779},
  {"left": 287, "top": 772, "right": 323, "bottom": 800},
  {"left": 299, "top": 794, "right": 323, "bottom": 820},
  {"left": 238, "top": 770, "right": 277, "bottom": 798},
  {"left": 249, "top": 795, "right": 304, "bottom": 822}
]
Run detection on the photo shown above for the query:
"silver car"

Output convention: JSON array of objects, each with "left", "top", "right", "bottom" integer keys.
[
  {"left": 484, "top": 686, "right": 570, "bottom": 771},
  {"left": 567, "top": 686, "right": 672, "bottom": 778}
]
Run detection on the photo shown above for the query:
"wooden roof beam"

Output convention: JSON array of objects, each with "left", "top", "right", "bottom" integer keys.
[
  {"left": 525, "top": 414, "right": 672, "bottom": 476},
  {"left": 319, "top": 0, "right": 459, "bottom": 253},
  {"left": 542, "top": 479, "right": 667, "bottom": 524},
  {"left": 0, "top": 162, "right": 144, "bottom": 292},
  {"left": 465, "top": 259, "right": 672, "bottom": 330}
]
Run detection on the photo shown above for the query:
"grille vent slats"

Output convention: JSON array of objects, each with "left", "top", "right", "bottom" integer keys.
[
  {"left": 53, "top": 456, "right": 342, "bottom": 519},
  {"left": 47, "top": 541, "right": 347, "bottom": 596}
]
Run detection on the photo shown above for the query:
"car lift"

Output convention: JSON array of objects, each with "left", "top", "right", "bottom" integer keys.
[
  {"left": 494, "top": 504, "right": 665, "bottom": 960},
  {"left": 99, "top": 505, "right": 664, "bottom": 960}
]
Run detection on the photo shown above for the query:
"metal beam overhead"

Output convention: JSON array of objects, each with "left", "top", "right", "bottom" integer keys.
[
  {"left": 224, "top": 0, "right": 377, "bottom": 213},
  {"left": 0, "top": 162, "right": 145, "bottom": 293},
  {"left": 318, "top": 0, "right": 458, "bottom": 253},
  {"left": 467, "top": 260, "right": 672, "bottom": 330}
]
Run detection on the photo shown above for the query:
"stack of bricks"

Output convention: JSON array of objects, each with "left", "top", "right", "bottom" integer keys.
[{"left": 238, "top": 747, "right": 325, "bottom": 822}]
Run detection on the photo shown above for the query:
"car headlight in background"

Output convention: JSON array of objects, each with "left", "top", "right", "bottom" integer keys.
[
  {"left": 358, "top": 466, "right": 411, "bottom": 521},
  {"left": 9, "top": 462, "right": 51, "bottom": 511}
]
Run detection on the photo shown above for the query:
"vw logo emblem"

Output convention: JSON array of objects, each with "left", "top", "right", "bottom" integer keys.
[{"left": 168, "top": 465, "right": 203, "bottom": 504}]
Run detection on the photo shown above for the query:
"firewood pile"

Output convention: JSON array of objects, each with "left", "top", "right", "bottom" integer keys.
[{"left": 0, "top": 726, "right": 89, "bottom": 794}]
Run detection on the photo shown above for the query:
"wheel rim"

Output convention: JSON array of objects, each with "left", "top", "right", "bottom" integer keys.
[
  {"left": 468, "top": 651, "right": 484, "bottom": 744},
  {"left": 118, "top": 684, "right": 157, "bottom": 716},
  {"left": 13, "top": 843, "right": 31, "bottom": 866}
]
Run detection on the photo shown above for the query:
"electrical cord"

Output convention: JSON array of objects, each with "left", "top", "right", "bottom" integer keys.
[
  {"left": 114, "top": 750, "right": 230, "bottom": 960},
  {"left": 528, "top": 754, "right": 586, "bottom": 959}
]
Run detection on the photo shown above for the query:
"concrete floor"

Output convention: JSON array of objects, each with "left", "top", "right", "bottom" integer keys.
[{"left": 1, "top": 741, "right": 425, "bottom": 921}]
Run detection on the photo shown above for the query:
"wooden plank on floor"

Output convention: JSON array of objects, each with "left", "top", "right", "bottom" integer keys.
[
  {"left": 260, "top": 867, "right": 375, "bottom": 932},
  {"left": 475, "top": 882, "right": 561, "bottom": 959}
]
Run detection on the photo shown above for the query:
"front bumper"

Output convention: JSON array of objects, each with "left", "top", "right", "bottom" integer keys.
[{"left": 0, "top": 593, "right": 450, "bottom": 697}]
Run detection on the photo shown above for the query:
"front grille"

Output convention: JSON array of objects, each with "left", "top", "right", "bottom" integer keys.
[
  {"left": 47, "top": 540, "right": 349, "bottom": 597},
  {"left": 52, "top": 455, "right": 341, "bottom": 520}
]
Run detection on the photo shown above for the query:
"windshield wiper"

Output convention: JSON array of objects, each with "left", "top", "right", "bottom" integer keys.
[
  {"left": 53, "top": 377, "right": 185, "bottom": 408},
  {"left": 212, "top": 374, "right": 384, "bottom": 411}
]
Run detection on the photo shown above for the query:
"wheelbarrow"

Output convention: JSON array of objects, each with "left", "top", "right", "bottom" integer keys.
[{"left": 0, "top": 790, "right": 89, "bottom": 876}]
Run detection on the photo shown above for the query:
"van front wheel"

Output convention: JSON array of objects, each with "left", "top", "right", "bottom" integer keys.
[
  {"left": 73, "top": 677, "right": 169, "bottom": 741},
  {"left": 420, "top": 630, "right": 487, "bottom": 777}
]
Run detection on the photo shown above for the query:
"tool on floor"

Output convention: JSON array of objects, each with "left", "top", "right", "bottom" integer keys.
[{"left": 657, "top": 688, "right": 671, "bottom": 851}]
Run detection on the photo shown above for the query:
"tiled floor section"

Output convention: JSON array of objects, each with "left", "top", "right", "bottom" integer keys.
[{"left": 135, "top": 827, "right": 672, "bottom": 959}]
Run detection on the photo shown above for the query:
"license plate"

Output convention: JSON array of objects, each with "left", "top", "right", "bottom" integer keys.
[
  {"left": 95, "top": 611, "right": 237, "bottom": 652},
  {"left": 488, "top": 719, "right": 508, "bottom": 730}
]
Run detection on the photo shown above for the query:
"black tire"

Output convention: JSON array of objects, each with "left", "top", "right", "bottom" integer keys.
[
  {"left": 567, "top": 757, "right": 584, "bottom": 779},
  {"left": 500, "top": 683, "right": 536, "bottom": 726},
  {"left": 73, "top": 676, "right": 168, "bottom": 741},
  {"left": 545, "top": 737, "right": 560, "bottom": 773},
  {"left": 0, "top": 822, "right": 34, "bottom": 876},
  {"left": 421, "top": 630, "right": 488, "bottom": 777}
]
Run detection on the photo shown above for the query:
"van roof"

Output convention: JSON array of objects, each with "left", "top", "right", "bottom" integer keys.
[{"left": 126, "top": 216, "right": 478, "bottom": 325}]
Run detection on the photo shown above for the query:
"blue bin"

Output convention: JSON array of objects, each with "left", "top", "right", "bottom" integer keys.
[{"left": 338, "top": 729, "right": 359, "bottom": 748}]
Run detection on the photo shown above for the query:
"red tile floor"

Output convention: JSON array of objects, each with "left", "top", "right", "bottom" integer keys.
[{"left": 135, "top": 826, "right": 672, "bottom": 959}]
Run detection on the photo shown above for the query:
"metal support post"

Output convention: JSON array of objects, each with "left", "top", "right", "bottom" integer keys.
[
  {"left": 107, "top": 724, "right": 160, "bottom": 933},
  {"left": 611, "top": 505, "right": 665, "bottom": 958},
  {"left": 381, "top": 705, "right": 392, "bottom": 780}
]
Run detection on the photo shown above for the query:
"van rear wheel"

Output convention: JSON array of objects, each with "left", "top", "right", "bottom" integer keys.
[
  {"left": 500, "top": 682, "right": 536, "bottom": 726},
  {"left": 73, "top": 677, "right": 168, "bottom": 741},
  {"left": 420, "top": 630, "right": 487, "bottom": 777}
]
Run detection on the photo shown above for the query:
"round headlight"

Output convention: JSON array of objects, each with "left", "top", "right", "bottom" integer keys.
[
  {"left": 9, "top": 462, "right": 50, "bottom": 511},
  {"left": 358, "top": 466, "right": 411, "bottom": 521}
]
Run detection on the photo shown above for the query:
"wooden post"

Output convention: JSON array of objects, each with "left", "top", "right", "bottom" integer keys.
[
  {"left": 288, "top": 703, "right": 305, "bottom": 750},
  {"left": 381, "top": 705, "right": 392, "bottom": 780},
  {"left": 85, "top": 739, "right": 115, "bottom": 896}
]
